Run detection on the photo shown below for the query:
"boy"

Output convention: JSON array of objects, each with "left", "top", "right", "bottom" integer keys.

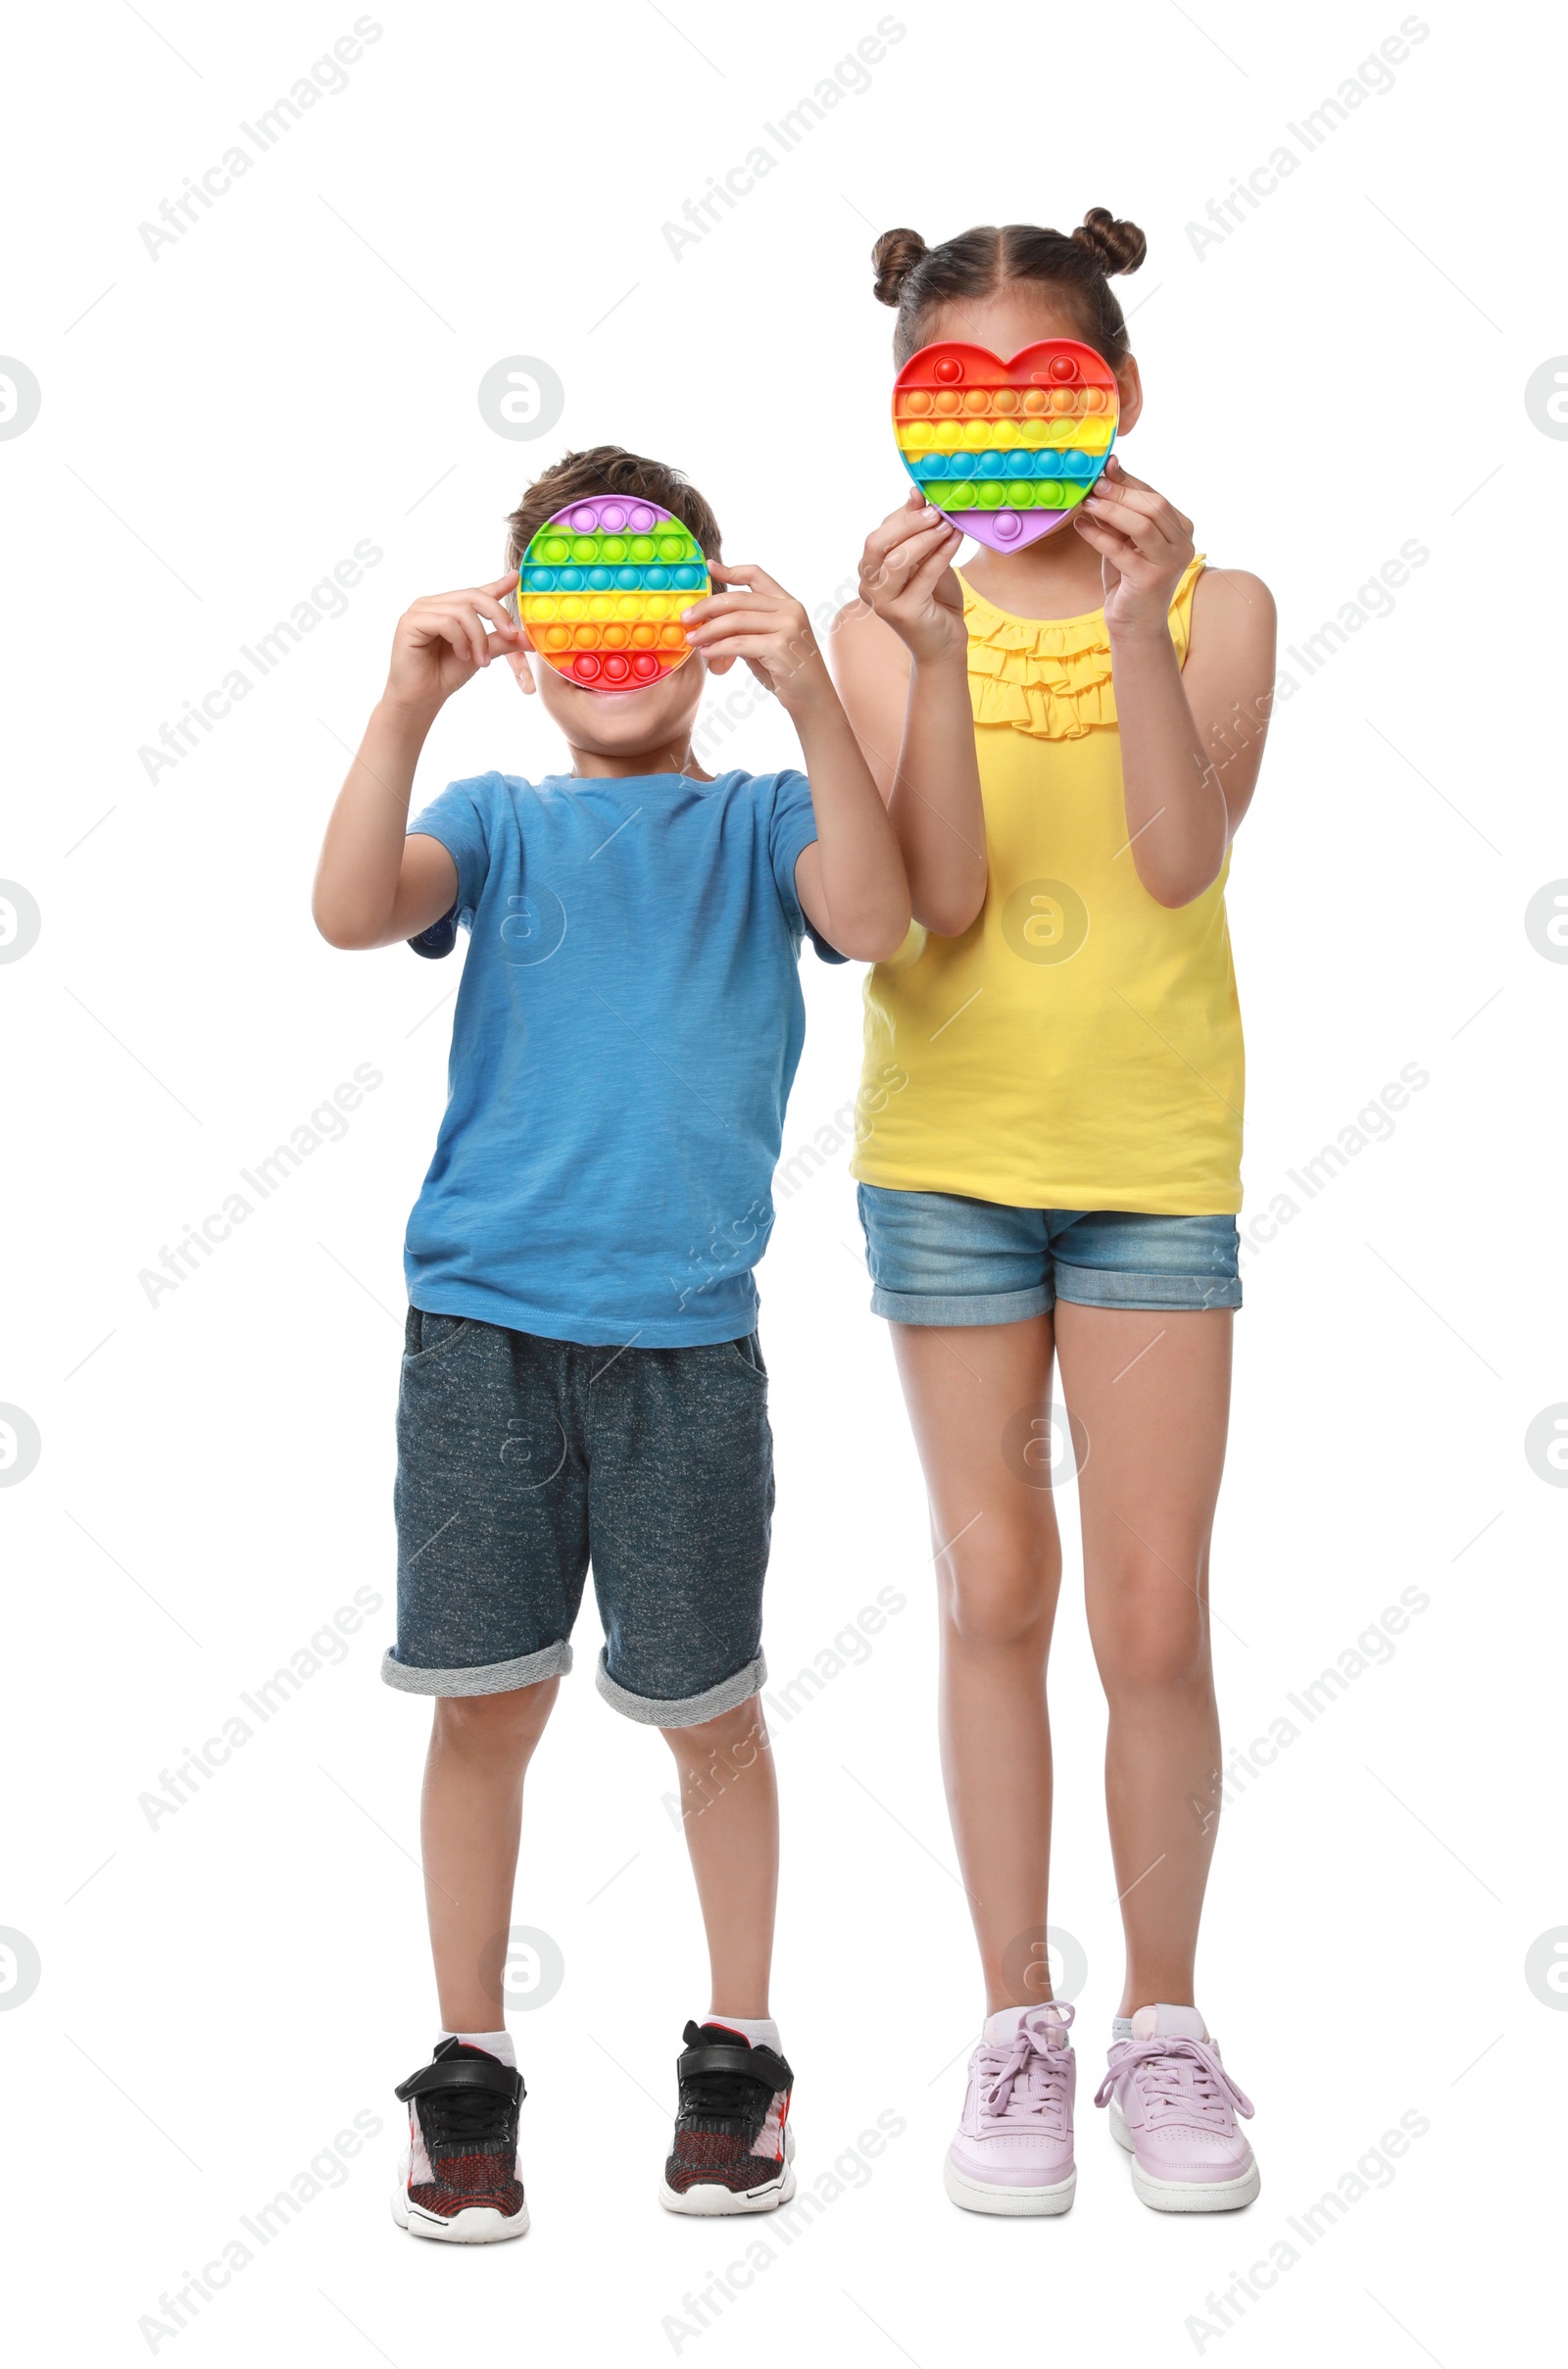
[{"left": 313, "top": 448, "right": 907, "bottom": 2241}]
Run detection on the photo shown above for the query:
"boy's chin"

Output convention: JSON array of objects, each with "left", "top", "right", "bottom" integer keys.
[{"left": 547, "top": 674, "right": 698, "bottom": 745}]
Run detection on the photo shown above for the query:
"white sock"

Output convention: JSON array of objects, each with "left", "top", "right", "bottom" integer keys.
[
  {"left": 706, "top": 2013, "right": 781, "bottom": 2051},
  {"left": 1113, "top": 2006, "right": 1207, "bottom": 2041},
  {"left": 437, "top": 2028, "right": 515, "bottom": 2067}
]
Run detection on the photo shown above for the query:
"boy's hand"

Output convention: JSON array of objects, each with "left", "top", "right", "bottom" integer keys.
[
  {"left": 385, "top": 575, "right": 522, "bottom": 713},
  {"left": 853, "top": 491, "right": 966, "bottom": 665},
  {"left": 679, "top": 565, "right": 828, "bottom": 713}
]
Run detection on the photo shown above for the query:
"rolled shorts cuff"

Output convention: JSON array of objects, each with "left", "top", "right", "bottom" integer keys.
[
  {"left": 869, "top": 1279, "right": 1054, "bottom": 1328},
  {"left": 1052, "top": 1259, "right": 1243, "bottom": 1312},
  {"left": 594, "top": 1648, "right": 767, "bottom": 1729},
  {"left": 380, "top": 1639, "right": 573, "bottom": 1698}
]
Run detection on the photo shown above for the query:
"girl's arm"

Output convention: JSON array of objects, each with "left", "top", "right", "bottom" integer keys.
[
  {"left": 313, "top": 574, "right": 520, "bottom": 949},
  {"left": 680, "top": 563, "right": 910, "bottom": 961},
  {"left": 830, "top": 493, "right": 987, "bottom": 938},
  {"left": 1073, "top": 460, "right": 1277, "bottom": 909}
]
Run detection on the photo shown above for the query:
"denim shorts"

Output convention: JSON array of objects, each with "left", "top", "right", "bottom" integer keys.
[
  {"left": 858, "top": 1185, "right": 1242, "bottom": 1323},
  {"left": 384, "top": 1309, "right": 773, "bottom": 1725}
]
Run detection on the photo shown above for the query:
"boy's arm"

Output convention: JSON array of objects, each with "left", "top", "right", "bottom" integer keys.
[
  {"left": 313, "top": 575, "right": 520, "bottom": 950},
  {"left": 680, "top": 564, "right": 910, "bottom": 962}
]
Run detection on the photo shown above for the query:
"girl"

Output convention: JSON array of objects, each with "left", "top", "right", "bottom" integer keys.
[{"left": 831, "top": 214, "right": 1276, "bottom": 2217}]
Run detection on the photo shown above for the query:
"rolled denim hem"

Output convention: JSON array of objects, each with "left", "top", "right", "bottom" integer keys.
[
  {"left": 1052, "top": 1261, "right": 1243, "bottom": 1312},
  {"left": 594, "top": 1648, "right": 767, "bottom": 1729},
  {"left": 379, "top": 1639, "right": 573, "bottom": 1697},
  {"left": 868, "top": 1280, "right": 1054, "bottom": 1327}
]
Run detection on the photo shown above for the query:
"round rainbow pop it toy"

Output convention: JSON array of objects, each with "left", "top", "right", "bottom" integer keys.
[
  {"left": 892, "top": 339, "right": 1120, "bottom": 554},
  {"left": 515, "top": 496, "right": 710, "bottom": 690}
]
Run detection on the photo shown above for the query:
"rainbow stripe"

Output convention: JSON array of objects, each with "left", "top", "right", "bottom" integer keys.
[
  {"left": 517, "top": 498, "right": 709, "bottom": 689},
  {"left": 893, "top": 340, "right": 1120, "bottom": 550}
]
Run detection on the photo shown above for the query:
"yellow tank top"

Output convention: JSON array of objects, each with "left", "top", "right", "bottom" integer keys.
[{"left": 853, "top": 555, "right": 1244, "bottom": 1214}]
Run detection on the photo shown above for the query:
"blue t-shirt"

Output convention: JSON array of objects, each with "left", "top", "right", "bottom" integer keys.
[{"left": 403, "top": 766, "right": 839, "bottom": 1347}]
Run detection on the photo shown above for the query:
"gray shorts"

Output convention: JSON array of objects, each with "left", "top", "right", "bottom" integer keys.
[{"left": 384, "top": 1309, "right": 773, "bottom": 1725}]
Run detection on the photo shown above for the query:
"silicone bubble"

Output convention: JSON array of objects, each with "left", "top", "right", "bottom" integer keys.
[
  {"left": 516, "top": 497, "right": 710, "bottom": 690},
  {"left": 892, "top": 339, "right": 1120, "bottom": 553}
]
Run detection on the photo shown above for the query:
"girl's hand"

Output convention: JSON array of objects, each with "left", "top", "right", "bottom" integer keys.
[
  {"left": 384, "top": 575, "right": 521, "bottom": 713},
  {"left": 680, "top": 564, "right": 829, "bottom": 712},
  {"left": 1072, "top": 458, "right": 1196, "bottom": 638},
  {"left": 855, "top": 489, "right": 966, "bottom": 663}
]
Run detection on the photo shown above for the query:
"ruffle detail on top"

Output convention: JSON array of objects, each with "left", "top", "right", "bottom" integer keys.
[{"left": 962, "top": 556, "right": 1205, "bottom": 740}]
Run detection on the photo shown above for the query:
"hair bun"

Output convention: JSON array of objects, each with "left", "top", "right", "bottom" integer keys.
[
  {"left": 872, "top": 227, "right": 928, "bottom": 308},
  {"left": 1072, "top": 208, "right": 1146, "bottom": 276}
]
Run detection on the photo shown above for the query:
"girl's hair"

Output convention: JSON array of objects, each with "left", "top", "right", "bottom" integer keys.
[
  {"left": 871, "top": 212, "right": 1147, "bottom": 367},
  {"left": 505, "top": 445, "right": 721, "bottom": 573}
]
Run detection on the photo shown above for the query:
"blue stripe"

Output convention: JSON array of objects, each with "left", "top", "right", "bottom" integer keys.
[
  {"left": 522, "top": 563, "right": 708, "bottom": 593},
  {"left": 911, "top": 447, "right": 1102, "bottom": 481}
]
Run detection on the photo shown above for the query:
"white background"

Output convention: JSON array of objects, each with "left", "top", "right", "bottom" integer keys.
[{"left": 3, "top": 2, "right": 1563, "bottom": 2362}]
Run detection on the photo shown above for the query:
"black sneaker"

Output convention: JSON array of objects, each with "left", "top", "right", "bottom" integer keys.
[
  {"left": 660, "top": 2020, "right": 796, "bottom": 2215},
  {"left": 391, "top": 2040, "right": 528, "bottom": 2243}
]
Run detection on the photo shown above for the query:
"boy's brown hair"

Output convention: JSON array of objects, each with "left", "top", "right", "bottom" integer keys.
[{"left": 504, "top": 445, "right": 723, "bottom": 573}]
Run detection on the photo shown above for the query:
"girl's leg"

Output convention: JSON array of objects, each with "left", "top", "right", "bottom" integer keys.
[
  {"left": 889, "top": 1314, "right": 1061, "bottom": 2013},
  {"left": 421, "top": 1677, "right": 560, "bottom": 2031},
  {"left": 1051, "top": 1304, "right": 1232, "bottom": 2014},
  {"left": 662, "top": 1697, "right": 779, "bottom": 2019}
]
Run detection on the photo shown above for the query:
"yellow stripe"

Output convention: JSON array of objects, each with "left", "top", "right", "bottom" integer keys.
[{"left": 896, "top": 417, "right": 1116, "bottom": 457}]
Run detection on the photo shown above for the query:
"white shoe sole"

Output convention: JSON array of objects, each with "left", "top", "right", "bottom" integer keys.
[
  {"left": 391, "top": 2151, "right": 529, "bottom": 2243},
  {"left": 944, "top": 2154, "right": 1077, "bottom": 2216},
  {"left": 1108, "top": 2101, "right": 1260, "bottom": 2213},
  {"left": 660, "top": 2124, "right": 797, "bottom": 2215}
]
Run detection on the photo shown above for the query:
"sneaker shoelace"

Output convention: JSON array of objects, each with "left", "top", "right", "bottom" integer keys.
[
  {"left": 977, "top": 2003, "right": 1074, "bottom": 2135},
  {"left": 1093, "top": 2034, "right": 1254, "bottom": 2129},
  {"left": 676, "top": 2025, "right": 791, "bottom": 2132},
  {"left": 419, "top": 2085, "right": 516, "bottom": 2156},
  {"left": 679, "top": 2065, "right": 771, "bottom": 2133}
]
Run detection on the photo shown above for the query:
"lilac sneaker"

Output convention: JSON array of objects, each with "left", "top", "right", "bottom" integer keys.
[
  {"left": 1094, "top": 2004, "right": 1259, "bottom": 2212},
  {"left": 944, "top": 2001, "right": 1076, "bottom": 2215}
]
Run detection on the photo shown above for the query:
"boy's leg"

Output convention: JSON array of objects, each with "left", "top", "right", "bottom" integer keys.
[
  {"left": 662, "top": 1695, "right": 778, "bottom": 2018},
  {"left": 386, "top": 1316, "right": 589, "bottom": 2242},
  {"left": 583, "top": 1335, "right": 793, "bottom": 2213},
  {"left": 387, "top": 1680, "right": 558, "bottom": 2246},
  {"left": 391, "top": 1317, "right": 589, "bottom": 2027},
  {"left": 422, "top": 1678, "right": 560, "bottom": 2030},
  {"left": 584, "top": 1334, "right": 778, "bottom": 1991},
  {"left": 661, "top": 1692, "right": 793, "bottom": 2216}
]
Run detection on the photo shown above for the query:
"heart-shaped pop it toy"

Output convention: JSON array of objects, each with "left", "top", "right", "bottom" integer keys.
[
  {"left": 893, "top": 339, "right": 1120, "bottom": 554},
  {"left": 516, "top": 497, "right": 710, "bottom": 690}
]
